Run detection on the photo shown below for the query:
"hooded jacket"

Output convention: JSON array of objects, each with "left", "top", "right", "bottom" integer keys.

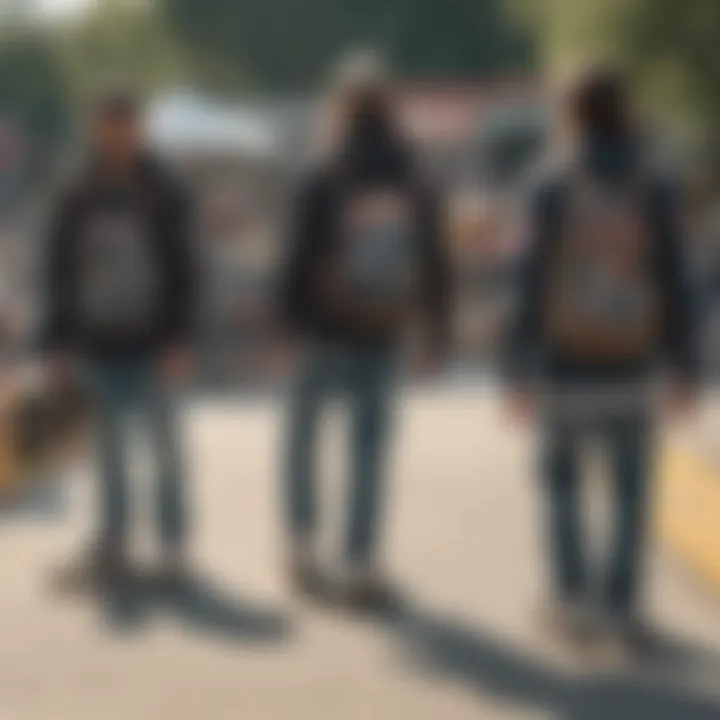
[
  {"left": 42, "top": 154, "right": 196, "bottom": 360},
  {"left": 280, "top": 114, "right": 451, "bottom": 349},
  {"left": 507, "top": 133, "right": 696, "bottom": 385}
]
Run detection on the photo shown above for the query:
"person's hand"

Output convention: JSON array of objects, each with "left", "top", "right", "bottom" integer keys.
[
  {"left": 159, "top": 346, "right": 194, "bottom": 386},
  {"left": 505, "top": 386, "right": 536, "bottom": 424},
  {"left": 415, "top": 345, "right": 447, "bottom": 378},
  {"left": 46, "top": 354, "right": 73, "bottom": 390},
  {"left": 668, "top": 380, "right": 698, "bottom": 421}
]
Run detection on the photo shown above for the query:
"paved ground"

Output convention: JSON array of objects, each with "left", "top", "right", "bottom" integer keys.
[
  {"left": 660, "top": 394, "right": 720, "bottom": 592},
  {"left": 1, "top": 387, "right": 720, "bottom": 720}
]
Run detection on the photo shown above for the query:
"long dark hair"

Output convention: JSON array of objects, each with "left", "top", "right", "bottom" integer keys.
[
  {"left": 339, "top": 84, "right": 411, "bottom": 181},
  {"left": 568, "top": 65, "right": 633, "bottom": 139}
]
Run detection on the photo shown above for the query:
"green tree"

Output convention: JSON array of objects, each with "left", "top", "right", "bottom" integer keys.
[
  {"left": 163, "top": 0, "right": 532, "bottom": 91},
  {"left": 0, "top": 28, "right": 69, "bottom": 156},
  {"left": 514, "top": 0, "right": 720, "bottom": 171},
  {"left": 56, "top": 0, "right": 187, "bottom": 107}
]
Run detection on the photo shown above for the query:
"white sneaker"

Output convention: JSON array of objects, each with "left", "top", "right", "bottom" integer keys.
[
  {"left": 155, "top": 555, "right": 193, "bottom": 594},
  {"left": 287, "top": 539, "right": 323, "bottom": 597},
  {"left": 52, "top": 544, "right": 129, "bottom": 595},
  {"left": 597, "top": 614, "right": 658, "bottom": 663},
  {"left": 334, "top": 565, "right": 397, "bottom": 611},
  {"left": 538, "top": 598, "right": 599, "bottom": 648}
]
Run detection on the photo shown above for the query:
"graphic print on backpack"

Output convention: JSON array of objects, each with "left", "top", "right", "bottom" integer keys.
[
  {"left": 78, "top": 209, "right": 159, "bottom": 333},
  {"left": 546, "top": 176, "right": 661, "bottom": 359},
  {"left": 339, "top": 190, "right": 417, "bottom": 318}
]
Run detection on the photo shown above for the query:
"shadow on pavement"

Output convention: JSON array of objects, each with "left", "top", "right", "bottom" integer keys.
[
  {"left": 0, "top": 481, "right": 68, "bottom": 521},
  {"left": 48, "top": 548, "right": 293, "bottom": 644},
  {"left": 104, "top": 573, "right": 292, "bottom": 643},
  {"left": 372, "top": 597, "right": 720, "bottom": 720}
]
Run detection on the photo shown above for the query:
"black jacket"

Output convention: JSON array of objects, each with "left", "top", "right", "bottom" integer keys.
[
  {"left": 280, "top": 122, "right": 451, "bottom": 349},
  {"left": 42, "top": 155, "right": 196, "bottom": 360},
  {"left": 507, "top": 136, "right": 697, "bottom": 385}
]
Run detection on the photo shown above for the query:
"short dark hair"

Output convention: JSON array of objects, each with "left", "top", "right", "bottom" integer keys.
[
  {"left": 93, "top": 89, "right": 141, "bottom": 121},
  {"left": 331, "top": 50, "right": 393, "bottom": 125},
  {"left": 569, "top": 65, "right": 630, "bottom": 137}
]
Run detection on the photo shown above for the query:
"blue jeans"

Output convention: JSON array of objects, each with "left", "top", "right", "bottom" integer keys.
[
  {"left": 541, "top": 413, "right": 652, "bottom": 616},
  {"left": 89, "top": 360, "right": 186, "bottom": 553},
  {"left": 285, "top": 345, "right": 397, "bottom": 565}
]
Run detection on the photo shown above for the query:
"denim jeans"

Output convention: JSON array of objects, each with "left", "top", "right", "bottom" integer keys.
[
  {"left": 540, "top": 412, "right": 652, "bottom": 617},
  {"left": 285, "top": 344, "right": 398, "bottom": 565},
  {"left": 89, "top": 360, "right": 186, "bottom": 553}
]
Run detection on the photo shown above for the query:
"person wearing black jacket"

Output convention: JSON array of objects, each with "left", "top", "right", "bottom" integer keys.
[
  {"left": 280, "top": 59, "right": 451, "bottom": 607},
  {"left": 43, "top": 93, "right": 196, "bottom": 586},
  {"left": 506, "top": 68, "right": 697, "bottom": 656}
]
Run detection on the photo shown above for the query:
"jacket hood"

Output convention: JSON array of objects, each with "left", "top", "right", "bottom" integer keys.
[
  {"left": 337, "top": 113, "right": 412, "bottom": 185},
  {"left": 82, "top": 150, "right": 168, "bottom": 190},
  {"left": 580, "top": 132, "right": 641, "bottom": 184}
]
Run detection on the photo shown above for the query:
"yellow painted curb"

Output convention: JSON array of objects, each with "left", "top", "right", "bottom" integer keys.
[{"left": 659, "top": 445, "right": 720, "bottom": 591}]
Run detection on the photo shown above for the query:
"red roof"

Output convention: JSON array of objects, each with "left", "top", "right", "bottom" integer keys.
[{"left": 397, "top": 78, "right": 539, "bottom": 143}]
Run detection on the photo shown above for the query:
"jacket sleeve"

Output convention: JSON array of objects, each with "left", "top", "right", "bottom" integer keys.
[
  {"left": 40, "top": 193, "right": 76, "bottom": 355},
  {"left": 652, "top": 179, "right": 698, "bottom": 381},
  {"left": 162, "top": 181, "right": 198, "bottom": 347},
  {"left": 504, "top": 180, "right": 562, "bottom": 385},
  {"left": 418, "top": 186, "right": 452, "bottom": 353},
  {"left": 278, "top": 175, "right": 329, "bottom": 335}
]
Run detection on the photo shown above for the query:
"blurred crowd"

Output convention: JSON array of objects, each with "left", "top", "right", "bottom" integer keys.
[{"left": 0, "top": 49, "right": 714, "bottom": 671}]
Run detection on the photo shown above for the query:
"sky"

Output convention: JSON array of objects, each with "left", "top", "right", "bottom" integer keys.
[{"left": 38, "top": 0, "right": 93, "bottom": 18}]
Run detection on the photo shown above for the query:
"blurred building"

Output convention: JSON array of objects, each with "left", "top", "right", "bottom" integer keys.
[{"left": 142, "top": 81, "right": 546, "bottom": 385}]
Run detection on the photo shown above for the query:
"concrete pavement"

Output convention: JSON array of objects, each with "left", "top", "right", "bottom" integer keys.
[{"left": 1, "top": 387, "right": 719, "bottom": 719}]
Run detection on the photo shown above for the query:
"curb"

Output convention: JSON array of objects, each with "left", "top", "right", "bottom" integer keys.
[{"left": 659, "top": 445, "right": 720, "bottom": 591}]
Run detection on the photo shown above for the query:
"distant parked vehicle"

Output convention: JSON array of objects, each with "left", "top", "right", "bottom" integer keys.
[{"left": 474, "top": 101, "right": 550, "bottom": 191}]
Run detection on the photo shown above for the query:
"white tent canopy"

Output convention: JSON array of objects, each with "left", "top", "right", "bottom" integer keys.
[{"left": 146, "top": 92, "right": 280, "bottom": 161}]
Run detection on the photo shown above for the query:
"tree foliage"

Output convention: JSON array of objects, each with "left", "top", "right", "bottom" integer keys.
[
  {"left": 0, "top": 28, "right": 69, "bottom": 153},
  {"left": 56, "top": 0, "right": 186, "bottom": 107},
  {"left": 163, "top": 0, "right": 533, "bottom": 90},
  {"left": 514, "top": 0, "right": 720, "bottom": 151},
  {"left": 0, "top": 0, "right": 537, "bottom": 153},
  {"left": 0, "top": 0, "right": 189, "bottom": 155}
]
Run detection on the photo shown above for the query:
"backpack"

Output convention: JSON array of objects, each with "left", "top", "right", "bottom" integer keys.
[
  {"left": 318, "top": 185, "right": 421, "bottom": 334},
  {"left": 544, "top": 169, "right": 663, "bottom": 360}
]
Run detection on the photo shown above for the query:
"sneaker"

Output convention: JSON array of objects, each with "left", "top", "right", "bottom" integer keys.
[
  {"left": 52, "top": 544, "right": 129, "bottom": 595},
  {"left": 332, "top": 567, "right": 398, "bottom": 612},
  {"left": 154, "top": 553, "right": 194, "bottom": 595},
  {"left": 287, "top": 541, "right": 324, "bottom": 598},
  {"left": 538, "top": 598, "right": 598, "bottom": 650},
  {"left": 599, "top": 614, "right": 658, "bottom": 663},
  {"left": 103, "top": 577, "right": 146, "bottom": 632}
]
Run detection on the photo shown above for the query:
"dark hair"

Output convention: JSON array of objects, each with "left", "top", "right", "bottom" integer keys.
[
  {"left": 93, "top": 89, "right": 141, "bottom": 121},
  {"left": 345, "top": 85, "right": 395, "bottom": 134},
  {"left": 569, "top": 66, "right": 630, "bottom": 138}
]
